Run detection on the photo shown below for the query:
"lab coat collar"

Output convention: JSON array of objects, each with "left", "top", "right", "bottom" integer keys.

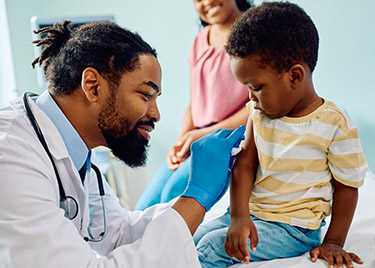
[
  {"left": 10, "top": 95, "right": 73, "bottom": 162},
  {"left": 35, "top": 91, "right": 89, "bottom": 171}
]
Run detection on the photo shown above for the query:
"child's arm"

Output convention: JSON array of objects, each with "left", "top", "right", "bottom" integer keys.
[
  {"left": 310, "top": 180, "right": 363, "bottom": 268},
  {"left": 225, "top": 117, "right": 259, "bottom": 264}
]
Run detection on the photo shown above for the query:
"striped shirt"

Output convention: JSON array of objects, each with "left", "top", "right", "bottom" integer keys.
[{"left": 248, "top": 100, "right": 368, "bottom": 229}]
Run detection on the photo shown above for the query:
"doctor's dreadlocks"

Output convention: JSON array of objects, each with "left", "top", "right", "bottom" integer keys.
[{"left": 32, "top": 20, "right": 157, "bottom": 95}]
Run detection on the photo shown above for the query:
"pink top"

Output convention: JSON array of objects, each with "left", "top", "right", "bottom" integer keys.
[{"left": 188, "top": 25, "right": 249, "bottom": 128}]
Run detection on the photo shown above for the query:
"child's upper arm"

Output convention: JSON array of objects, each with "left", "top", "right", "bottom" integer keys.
[{"left": 327, "top": 113, "right": 368, "bottom": 188}]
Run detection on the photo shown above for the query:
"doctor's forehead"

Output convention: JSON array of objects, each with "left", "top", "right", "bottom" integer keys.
[
  {"left": 120, "top": 54, "right": 162, "bottom": 92},
  {"left": 136, "top": 55, "right": 162, "bottom": 90}
]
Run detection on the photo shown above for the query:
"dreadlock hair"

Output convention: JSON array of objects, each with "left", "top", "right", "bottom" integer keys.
[
  {"left": 32, "top": 20, "right": 157, "bottom": 95},
  {"left": 199, "top": 0, "right": 254, "bottom": 27},
  {"left": 226, "top": 1, "right": 319, "bottom": 73}
]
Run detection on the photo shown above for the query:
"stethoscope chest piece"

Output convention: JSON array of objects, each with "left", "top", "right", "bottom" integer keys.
[{"left": 60, "top": 196, "right": 78, "bottom": 220}]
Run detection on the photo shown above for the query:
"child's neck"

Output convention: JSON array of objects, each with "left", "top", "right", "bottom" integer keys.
[{"left": 288, "top": 87, "right": 323, "bottom": 118}]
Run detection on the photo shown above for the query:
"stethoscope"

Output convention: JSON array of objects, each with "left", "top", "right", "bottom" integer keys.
[{"left": 22, "top": 92, "right": 107, "bottom": 242}]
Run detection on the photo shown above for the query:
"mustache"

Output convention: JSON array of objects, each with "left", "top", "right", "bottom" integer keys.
[{"left": 136, "top": 120, "right": 155, "bottom": 129}]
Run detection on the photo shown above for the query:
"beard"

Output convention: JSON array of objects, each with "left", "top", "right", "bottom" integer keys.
[{"left": 98, "top": 94, "right": 152, "bottom": 168}]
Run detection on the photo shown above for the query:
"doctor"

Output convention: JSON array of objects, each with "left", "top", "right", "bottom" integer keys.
[{"left": 0, "top": 20, "right": 245, "bottom": 267}]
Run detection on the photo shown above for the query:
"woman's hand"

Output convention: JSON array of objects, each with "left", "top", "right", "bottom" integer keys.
[
  {"left": 167, "top": 128, "right": 207, "bottom": 170},
  {"left": 166, "top": 144, "right": 184, "bottom": 170}
]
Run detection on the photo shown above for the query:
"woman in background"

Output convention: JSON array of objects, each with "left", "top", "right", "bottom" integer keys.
[{"left": 135, "top": 0, "right": 252, "bottom": 210}]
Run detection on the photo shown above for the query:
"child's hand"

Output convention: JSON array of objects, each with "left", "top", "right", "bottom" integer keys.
[
  {"left": 309, "top": 242, "right": 363, "bottom": 268},
  {"left": 225, "top": 216, "right": 258, "bottom": 264}
]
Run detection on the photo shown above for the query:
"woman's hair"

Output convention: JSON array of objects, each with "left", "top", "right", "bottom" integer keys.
[
  {"left": 199, "top": 0, "right": 254, "bottom": 27},
  {"left": 226, "top": 1, "right": 319, "bottom": 73},
  {"left": 32, "top": 20, "right": 157, "bottom": 95}
]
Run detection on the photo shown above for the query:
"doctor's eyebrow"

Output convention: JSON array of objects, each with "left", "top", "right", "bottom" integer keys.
[{"left": 143, "top": 81, "right": 161, "bottom": 95}]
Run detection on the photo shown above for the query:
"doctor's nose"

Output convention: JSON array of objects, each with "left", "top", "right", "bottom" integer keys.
[{"left": 148, "top": 102, "right": 160, "bottom": 123}]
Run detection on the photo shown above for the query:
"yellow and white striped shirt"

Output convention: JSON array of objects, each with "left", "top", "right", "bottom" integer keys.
[{"left": 248, "top": 100, "right": 368, "bottom": 229}]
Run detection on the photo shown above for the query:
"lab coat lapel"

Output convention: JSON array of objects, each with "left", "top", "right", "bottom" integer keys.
[{"left": 12, "top": 97, "right": 90, "bottom": 236}]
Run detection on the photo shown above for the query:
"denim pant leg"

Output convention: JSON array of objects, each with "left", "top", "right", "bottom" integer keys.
[
  {"left": 249, "top": 216, "right": 323, "bottom": 261},
  {"left": 195, "top": 213, "right": 323, "bottom": 268},
  {"left": 134, "top": 160, "right": 174, "bottom": 210},
  {"left": 195, "top": 210, "right": 234, "bottom": 268},
  {"left": 160, "top": 156, "right": 191, "bottom": 203},
  {"left": 194, "top": 208, "right": 231, "bottom": 245}
]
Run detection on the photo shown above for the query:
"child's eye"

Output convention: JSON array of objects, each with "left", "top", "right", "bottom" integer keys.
[{"left": 253, "top": 86, "right": 262, "bottom": 92}]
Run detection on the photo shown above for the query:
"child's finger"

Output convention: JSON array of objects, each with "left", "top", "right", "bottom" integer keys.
[
  {"left": 309, "top": 247, "right": 319, "bottom": 262},
  {"left": 348, "top": 252, "right": 363, "bottom": 264},
  {"left": 343, "top": 254, "right": 354, "bottom": 268},
  {"left": 334, "top": 254, "right": 343, "bottom": 268},
  {"left": 239, "top": 236, "right": 250, "bottom": 263},
  {"left": 249, "top": 229, "right": 258, "bottom": 251},
  {"left": 325, "top": 255, "right": 334, "bottom": 268},
  {"left": 225, "top": 237, "right": 236, "bottom": 259}
]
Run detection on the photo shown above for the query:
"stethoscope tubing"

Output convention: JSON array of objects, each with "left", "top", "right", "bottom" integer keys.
[
  {"left": 23, "top": 92, "right": 67, "bottom": 200},
  {"left": 22, "top": 92, "right": 107, "bottom": 242}
]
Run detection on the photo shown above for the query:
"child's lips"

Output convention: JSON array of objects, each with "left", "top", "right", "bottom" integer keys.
[{"left": 254, "top": 106, "right": 264, "bottom": 114}]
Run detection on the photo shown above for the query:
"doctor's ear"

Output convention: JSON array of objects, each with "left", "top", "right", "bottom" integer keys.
[
  {"left": 81, "top": 67, "right": 101, "bottom": 103},
  {"left": 288, "top": 64, "right": 305, "bottom": 88}
]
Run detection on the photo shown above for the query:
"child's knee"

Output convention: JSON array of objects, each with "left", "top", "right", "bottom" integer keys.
[{"left": 196, "top": 229, "right": 227, "bottom": 255}]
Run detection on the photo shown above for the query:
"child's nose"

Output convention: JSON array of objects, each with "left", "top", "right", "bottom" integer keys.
[{"left": 249, "top": 90, "right": 258, "bottom": 102}]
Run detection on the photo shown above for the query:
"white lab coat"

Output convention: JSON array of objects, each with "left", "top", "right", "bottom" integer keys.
[{"left": 0, "top": 97, "right": 201, "bottom": 268}]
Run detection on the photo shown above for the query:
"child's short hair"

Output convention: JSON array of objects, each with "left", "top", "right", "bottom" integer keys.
[{"left": 226, "top": 1, "right": 319, "bottom": 73}]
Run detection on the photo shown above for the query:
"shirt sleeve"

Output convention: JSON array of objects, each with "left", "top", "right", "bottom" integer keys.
[
  {"left": 327, "top": 114, "right": 368, "bottom": 188},
  {"left": 246, "top": 100, "right": 255, "bottom": 119},
  {"left": 105, "top": 208, "right": 201, "bottom": 268}
]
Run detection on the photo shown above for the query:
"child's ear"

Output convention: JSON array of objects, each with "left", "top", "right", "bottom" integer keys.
[{"left": 288, "top": 64, "right": 305, "bottom": 88}]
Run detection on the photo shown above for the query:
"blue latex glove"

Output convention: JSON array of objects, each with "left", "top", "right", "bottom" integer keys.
[{"left": 182, "top": 125, "right": 245, "bottom": 211}]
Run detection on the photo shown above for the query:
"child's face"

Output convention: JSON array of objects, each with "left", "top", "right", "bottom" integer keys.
[
  {"left": 231, "top": 56, "right": 300, "bottom": 119},
  {"left": 193, "top": 0, "right": 240, "bottom": 26}
]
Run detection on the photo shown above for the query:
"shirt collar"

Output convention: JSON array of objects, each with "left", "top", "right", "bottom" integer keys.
[{"left": 35, "top": 90, "right": 89, "bottom": 170}]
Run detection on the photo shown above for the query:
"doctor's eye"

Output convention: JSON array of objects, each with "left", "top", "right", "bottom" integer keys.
[{"left": 141, "top": 92, "right": 153, "bottom": 101}]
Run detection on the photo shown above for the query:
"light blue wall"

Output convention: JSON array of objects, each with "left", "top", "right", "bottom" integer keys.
[
  {"left": 289, "top": 0, "right": 375, "bottom": 173},
  {"left": 0, "top": 0, "right": 16, "bottom": 105},
  {"left": 1, "top": 0, "right": 374, "bottom": 182}
]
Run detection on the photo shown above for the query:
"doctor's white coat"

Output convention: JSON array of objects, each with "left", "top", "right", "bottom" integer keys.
[{"left": 0, "top": 97, "right": 201, "bottom": 268}]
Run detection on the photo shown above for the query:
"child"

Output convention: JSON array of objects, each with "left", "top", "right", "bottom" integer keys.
[
  {"left": 194, "top": 2, "right": 368, "bottom": 268},
  {"left": 135, "top": 0, "right": 253, "bottom": 210}
]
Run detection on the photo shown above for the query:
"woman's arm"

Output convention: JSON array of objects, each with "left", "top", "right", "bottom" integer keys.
[{"left": 167, "top": 103, "right": 196, "bottom": 170}]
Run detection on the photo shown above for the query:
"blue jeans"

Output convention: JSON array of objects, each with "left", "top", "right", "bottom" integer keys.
[
  {"left": 194, "top": 209, "right": 324, "bottom": 268},
  {"left": 135, "top": 157, "right": 191, "bottom": 210}
]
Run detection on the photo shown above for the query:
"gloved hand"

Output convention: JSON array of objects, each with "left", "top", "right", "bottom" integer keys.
[{"left": 182, "top": 125, "right": 245, "bottom": 211}]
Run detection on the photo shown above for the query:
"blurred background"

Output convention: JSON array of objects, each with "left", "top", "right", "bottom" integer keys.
[{"left": 1, "top": 0, "right": 374, "bottom": 209}]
